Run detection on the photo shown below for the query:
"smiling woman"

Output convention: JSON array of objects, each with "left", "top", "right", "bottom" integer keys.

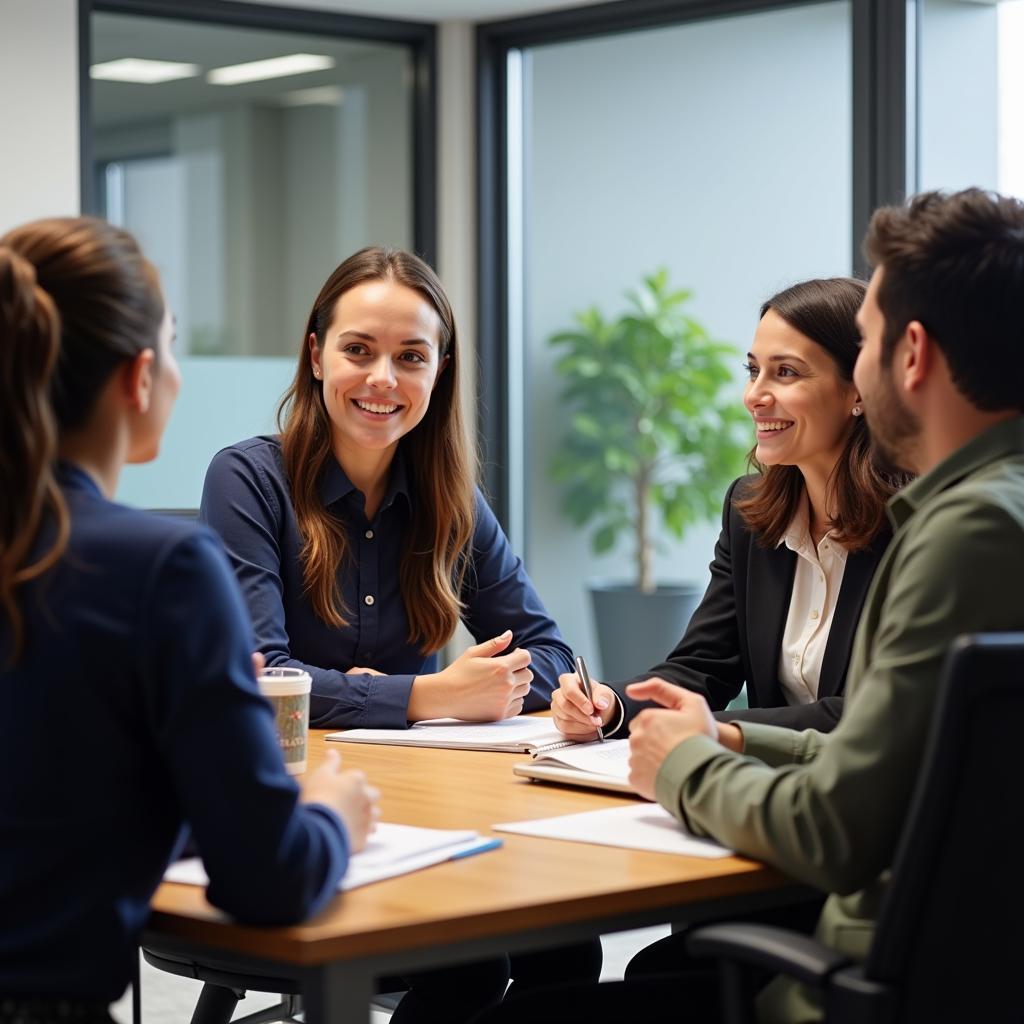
[{"left": 197, "top": 245, "right": 595, "bottom": 1024}]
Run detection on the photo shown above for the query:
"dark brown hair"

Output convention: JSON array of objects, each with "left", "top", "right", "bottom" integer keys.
[
  {"left": 736, "top": 277, "right": 908, "bottom": 549},
  {"left": 0, "top": 217, "right": 163, "bottom": 658},
  {"left": 278, "top": 246, "right": 475, "bottom": 653},
  {"left": 864, "top": 188, "right": 1024, "bottom": 413}
]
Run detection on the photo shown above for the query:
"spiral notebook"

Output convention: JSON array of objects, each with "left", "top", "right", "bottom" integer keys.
[
  {"left": 326, "top": 716, "right": 577, "bottom": 754},
  {"left": 513, "top": 738, "right": 637, "bottom": 794}
]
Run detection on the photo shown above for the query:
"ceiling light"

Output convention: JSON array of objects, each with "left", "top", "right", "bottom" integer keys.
[
  {"left": 90, "top": 58, "right": 199, "bottom": 84},
  {"left": 207, "top": 54, "right": 335, "bottom": 87},
  {"left": 277, "top": 86, "right": 346, "bottom": 107}
]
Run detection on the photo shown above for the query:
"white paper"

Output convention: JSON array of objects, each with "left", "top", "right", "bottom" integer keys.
[
  {"left": 164, "top": 823, "right": 495, "bottom": 892},
  {"left": 326, "top": 716, "right": 566, "bottom": 752},
  {"left": 493, "top": 802, "right": 733, "bottom": 859},
  {"left": 532, "top": 738, "right": 631, "bottom": 779}
]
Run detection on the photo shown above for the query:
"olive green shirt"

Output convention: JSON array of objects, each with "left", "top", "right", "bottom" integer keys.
[{"left": 655, "top": 417, "right": 1024, "bottom": 1023}]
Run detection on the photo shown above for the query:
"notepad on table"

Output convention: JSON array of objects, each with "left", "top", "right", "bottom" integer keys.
[
  {"left": 326, "top": 716, "right": 575, "bottom": 753},
  {"left": 493, "top": 803, "right": 732, "bottom": 859},
  {"left": 512, "top": 738, "right": 637, "bottom": 794},
  {"left": 164, "top": 823, "right": 501, "bottom": 892}
]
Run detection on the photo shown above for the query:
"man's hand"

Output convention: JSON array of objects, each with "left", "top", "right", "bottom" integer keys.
[{"left": 626, "top": 681, "right": 718, "bottom": 800}]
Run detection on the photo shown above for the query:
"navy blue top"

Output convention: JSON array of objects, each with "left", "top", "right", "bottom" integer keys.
[
  {"left": 0, "top": 465, "right": 349, "bottom": 1001},
  {"left": 199, "top": 436, "right": 572, "bottom": 729}
]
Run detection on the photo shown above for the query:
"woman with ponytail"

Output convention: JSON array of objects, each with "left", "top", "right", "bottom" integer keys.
[
  {"left": 200, "top": 247, "right": 574, "bottom": 730},
  {"left": 0, "top": 217, "right": 376, "bottom": 1024}
]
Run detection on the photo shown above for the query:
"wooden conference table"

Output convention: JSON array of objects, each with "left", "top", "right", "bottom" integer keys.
[{"left": 143, "top": 728, "right": 806, "bottom": 1023}]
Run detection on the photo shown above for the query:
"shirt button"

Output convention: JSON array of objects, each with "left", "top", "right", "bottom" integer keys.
[
  {"left": 364, "top": 595, "right": 375, "bottom": 606},
  {"left": 365, "top": 529, "right": 374, "bottom": 540},
  {"left": 811, "top": 609, "right": 820, "bottom": 619}
]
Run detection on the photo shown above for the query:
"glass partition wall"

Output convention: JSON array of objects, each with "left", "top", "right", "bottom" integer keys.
[{"left": 82, "top": 1, "right": 434, "bottom": 508}]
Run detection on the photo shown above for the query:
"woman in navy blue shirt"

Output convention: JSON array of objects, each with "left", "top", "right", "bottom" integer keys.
[
  {"left": 200, "top": 247, "right": 598, "bottom": 1020},
  {"left": 201, "top": 247, "right": 574, "bottom": 729},
  {"left": 0, "top": 217, "right": 376, "bottom": 1024}
]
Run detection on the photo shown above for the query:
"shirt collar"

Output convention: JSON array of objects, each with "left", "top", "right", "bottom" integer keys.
[
  {"left": 56, "top": 461, "right": 103, "bottom": 498},
  {"left": 777, "top": 492, "right": 848, "bottom": 563},
  {"left": 318, "top": 448, "right": 412, "bottom": 515},
  {"left": 887, "top": 416, "right": 1024, "bottom": 529}
]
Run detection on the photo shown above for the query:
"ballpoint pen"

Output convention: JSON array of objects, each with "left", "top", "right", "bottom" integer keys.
[{"left": 574, "top": 654, "right": 605, "bottom": 742}]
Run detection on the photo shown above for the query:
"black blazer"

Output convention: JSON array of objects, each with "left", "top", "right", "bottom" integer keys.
[{"left": 609, "top": 476, "right": 890, "bottom": 734}]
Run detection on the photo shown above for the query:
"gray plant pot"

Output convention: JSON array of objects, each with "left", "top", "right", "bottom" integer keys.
[{"left": 589, "top": 581, "right": 702, "bottom": 683}]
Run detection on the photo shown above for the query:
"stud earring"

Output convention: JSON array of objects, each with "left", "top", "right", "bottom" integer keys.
[
  {"left": 852, "top": 405, "right": 863, "bottom": 416},
  {"left": 313, "top": 368, "right": 321, "bottom": 379}
]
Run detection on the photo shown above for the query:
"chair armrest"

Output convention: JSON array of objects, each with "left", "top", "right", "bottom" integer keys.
[{"left": 687, "top": 923, "right": 854, "bottom": 988}]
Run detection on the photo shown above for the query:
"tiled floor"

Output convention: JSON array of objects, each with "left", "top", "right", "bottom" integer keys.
[{"left": 110, "top": 926, "right": 671, "bottom": 1024}]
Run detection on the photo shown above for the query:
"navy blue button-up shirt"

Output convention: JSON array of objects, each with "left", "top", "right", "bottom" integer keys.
[
  {"left": 0, "top": 465, "right": 348, "bottom": 1001},
  {"left": 200, "top": 436, "right": 573, "bottom": 729}
]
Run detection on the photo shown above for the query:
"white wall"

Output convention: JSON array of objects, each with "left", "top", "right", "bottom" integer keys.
[
  {"left": 0, "top": 0, "right": 79, "bottom": 232},
  {"left": 521, "top": 2, "right": 853, "bottom": 664}
]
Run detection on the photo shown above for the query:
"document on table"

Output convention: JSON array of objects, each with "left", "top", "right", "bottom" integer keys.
[
  {"left": 164, "top": 823, "right": 501, "bottom": 892},
  {"left": 493, "top": 802, "right": 733, "bottom": 859},
  {"left": 326, "top": 715, "right": 570, "bottom": 753},
  {"left": 512, "top": 739, "right": 636, "bottom": 793}
]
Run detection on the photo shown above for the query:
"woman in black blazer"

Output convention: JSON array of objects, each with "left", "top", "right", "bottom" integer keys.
[{"left": 554, "top": 277, "right": 907, "bottom": 740}]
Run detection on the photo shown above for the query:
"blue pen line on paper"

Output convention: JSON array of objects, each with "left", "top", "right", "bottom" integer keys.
[{"left": 450, "top": 837, "right": 503, "bottom": 860}]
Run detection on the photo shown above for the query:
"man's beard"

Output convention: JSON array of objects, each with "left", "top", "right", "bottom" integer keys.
[{"left": 864, "top": 364, "right": 919, "bottom": 476}]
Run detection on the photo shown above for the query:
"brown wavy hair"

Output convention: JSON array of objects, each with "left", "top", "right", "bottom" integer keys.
[
  {"left": 278, "top": 246, "right": 475, "bottom": 653},
  {"left": 0, "top": 217, "right": 163, "bottom": 659},
  {"left": 736, "top": 277, "right": 909, "bottom": 550}
]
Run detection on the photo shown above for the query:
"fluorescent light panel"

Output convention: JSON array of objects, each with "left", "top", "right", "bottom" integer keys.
[
  {"left": 207, "top": 53, "right": 335, "bottom": 86},
  {"left": 277, "top": 85, "right": 346, "bottom": 107},
  {"left": 90, "top": 58, "right": 199, "bottom": 84}
]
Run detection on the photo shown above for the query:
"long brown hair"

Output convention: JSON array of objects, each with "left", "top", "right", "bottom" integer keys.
[
  {"left": 0, "top": 217, "right": 163, "bottom": 658},
  {"left": 736, "top": 277, "right": 908, "bottom": 550},
  {"left": 278, "top": 246, "right": 475, "bottom": 653}
]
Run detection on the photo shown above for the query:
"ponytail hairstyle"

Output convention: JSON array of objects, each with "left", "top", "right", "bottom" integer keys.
[
  {"left": 278, "top": 246, "right": 476, "bottom": 653},
  {"left": 0, "top": 217, "right": 164, "bottom": 658},
  {"left": 736, "top": 277, "right": 909, "bottom": 550}
]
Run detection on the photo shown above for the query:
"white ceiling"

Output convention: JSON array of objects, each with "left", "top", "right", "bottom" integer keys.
[{"left": 229, "top": 0, "right": 601, "bottom": 24}]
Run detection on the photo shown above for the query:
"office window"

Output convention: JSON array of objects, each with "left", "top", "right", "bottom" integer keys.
[
  {"left": 917, "top": 0, "right": 1024, "bottom": 197},
  {"left": 85, "top": 5, "right": 432, "bottom": 507},
  {"left": 504, "top": 2, "right": 852, "bottom": 667}
]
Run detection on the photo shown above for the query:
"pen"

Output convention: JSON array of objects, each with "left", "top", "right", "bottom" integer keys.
[
  {"left": 450, "top": 837, "right": 503, "bottom": 860},
  {"left": 574, "top": 655, "right": 605, "bottom": 742}
]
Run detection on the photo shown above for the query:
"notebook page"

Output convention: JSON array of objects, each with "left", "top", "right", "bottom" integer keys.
[
  {"left": 534, "top": 738, "right": 631, "bottom": 779},
  {"left": 164, "top": 823, "right": 491, "bottom": 892},
  {"left": 328, "top": 716, "right": 565, "bottom": 750}
]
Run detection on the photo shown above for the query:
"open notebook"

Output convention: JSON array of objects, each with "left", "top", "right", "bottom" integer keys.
[
  {"left": 326, "top": 716, "right": 577, "bottom": 754},
  {"left": 513, "top": 738, "right": 637, "bottom": 794},
  {"left": 164, "top": 823, "right": 500, "bottom": 892}
]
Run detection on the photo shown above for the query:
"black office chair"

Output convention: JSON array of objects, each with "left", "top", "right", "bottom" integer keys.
[{"left": 687, "top": 632, "right": 1024, "bottom": 1024}]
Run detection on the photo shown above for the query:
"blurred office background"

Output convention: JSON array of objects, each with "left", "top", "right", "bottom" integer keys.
[{"left": 1, "top": 0, "right": 1022, "bottom": 668}]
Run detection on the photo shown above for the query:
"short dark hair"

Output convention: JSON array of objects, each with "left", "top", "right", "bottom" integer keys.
[
  {"left": 863, "top": 188, "right": 1024, "bottom": 413},
  {"left": 737, "top": 277, "right": 906, "bottom": 550}
]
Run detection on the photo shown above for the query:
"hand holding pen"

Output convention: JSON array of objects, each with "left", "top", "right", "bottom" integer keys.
[{"left": 550, "top": 655, "right": 616, "bottom": 741}]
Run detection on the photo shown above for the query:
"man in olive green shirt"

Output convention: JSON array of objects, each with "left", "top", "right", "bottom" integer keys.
[{"left": 624, "top": 189, "right": 1024, "bottom": 1022}]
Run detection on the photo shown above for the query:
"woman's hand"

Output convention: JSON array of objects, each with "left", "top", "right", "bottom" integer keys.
[
  {"left": 408, "top": 630, "right": 533, "bottom": 722},
  {"left": 303, "top": 749, "right": 380, "bottom": 853},
  {"left": 551, "top": 671, "right": 616, "bottom": 740}
]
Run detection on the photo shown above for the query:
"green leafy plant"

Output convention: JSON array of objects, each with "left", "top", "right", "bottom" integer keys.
[{"left": 549, "top": 269, "right": 750, "bottom": 593}]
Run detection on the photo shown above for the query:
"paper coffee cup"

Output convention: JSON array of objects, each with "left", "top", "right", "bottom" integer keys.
[{"left": 258, "top": 667, "right": 312, "bottom": 775}]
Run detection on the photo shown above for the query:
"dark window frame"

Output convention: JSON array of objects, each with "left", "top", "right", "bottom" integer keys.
[
  {"left": 476, "top": 0, "right": 910, "bottom": 526},
  {"left": 79, "top": 0, "right": 438, "bottom": 266}
]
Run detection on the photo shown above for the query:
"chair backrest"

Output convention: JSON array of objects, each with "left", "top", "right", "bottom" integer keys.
[
  {"left": 865, "top": 633, "right": 1024, "bottom": 1022},
  {"left": 148, "top": 508, "right": 200, "bottom": 522}
]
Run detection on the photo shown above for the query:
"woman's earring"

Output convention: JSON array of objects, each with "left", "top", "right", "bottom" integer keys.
[
  {"left": 313, "top": 368, "right": 321, "bottom": 379},
  {"left": 852, "top": 405, "right": 863, "bottom": 416}
]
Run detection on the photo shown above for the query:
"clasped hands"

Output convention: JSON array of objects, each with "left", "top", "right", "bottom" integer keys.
[{"left": 551, "top": 671, "right": 742, "bottom": 801}]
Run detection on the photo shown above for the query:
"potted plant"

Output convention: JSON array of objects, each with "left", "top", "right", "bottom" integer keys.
[{"left": 548, "top": 269, "right": 749, "bottom": 680}]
